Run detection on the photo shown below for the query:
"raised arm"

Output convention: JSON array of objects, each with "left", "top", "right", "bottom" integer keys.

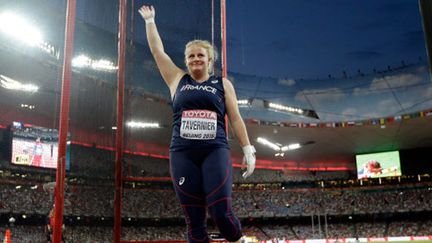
[
  {"left": 223, "top": 78, "right": 256, "bottom": 178},
  {"left": 139, "top": 5, "right": 185, "bottom": 96}
]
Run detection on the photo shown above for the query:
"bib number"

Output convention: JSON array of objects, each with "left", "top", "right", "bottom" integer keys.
[{"left": 180, "top": 110, "right": 217, "bottom": 140}]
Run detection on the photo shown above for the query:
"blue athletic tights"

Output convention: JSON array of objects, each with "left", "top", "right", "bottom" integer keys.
[{"left": 170, "top": 147, "right": 242, "bottom": 243}]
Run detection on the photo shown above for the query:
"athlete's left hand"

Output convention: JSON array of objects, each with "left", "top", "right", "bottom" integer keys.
[{"left": 241, "top": 145, "right": 256, "bottom": 179}]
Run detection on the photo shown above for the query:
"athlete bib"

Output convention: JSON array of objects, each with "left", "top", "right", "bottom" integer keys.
[{"left": 180, "top": 110, "right": 217, "bottom": 140}]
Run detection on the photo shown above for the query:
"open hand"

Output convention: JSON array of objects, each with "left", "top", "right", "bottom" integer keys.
[{"left": 138, "top": 5, "right": 155, "bottom": 21}]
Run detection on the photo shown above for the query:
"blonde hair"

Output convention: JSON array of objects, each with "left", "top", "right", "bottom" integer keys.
[{"left": 185, "top": 40, "right": 218, "bottom": 73}]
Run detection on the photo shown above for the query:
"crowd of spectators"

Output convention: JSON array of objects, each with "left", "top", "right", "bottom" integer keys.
[
  {"left": 1, "top": 221, "right": 432, "bottom": 242},
  {"left": 232, "top": 186, "right": 432, "bottom": 217},
  {"left": 3, "top": 144, "right": 426, "bottom": 187},
  {"left": 1, "top": 144, "right": 432, "bottom": 241},
  {"left": 1, "top": 180, "right": 432, "bottom": 218},
  {"left": 68, "top": 145, "right": 351, "bottom": 183},
  {"left": 0, "top": 179, "right": 432, "bottom": 242}
]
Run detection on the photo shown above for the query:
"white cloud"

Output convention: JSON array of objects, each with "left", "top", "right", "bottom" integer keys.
[
  {"left": 378, "top": 99, "right": 400, "bottom": 114},
  {"left": 400, "top": 100, "right": 417, "bottom": 111},
  {"left": 398, "top": 84, "right": 432, "bottom": 112},
  {"left": 353, "top": 73, "right": 423, "bottom": 96},
  {"left": 374, "top": 73, "right": 422, "bottom": 89},
  {"left": 353, "top": 87, "right": 371, "bottom": 96},
  {"left": 416, "top": 65, "right": 428, "bottom": 73},
  {"left": 341, "top": 108, "right": 357, "bottom": 116},
  {"left": 359, "top": 99, "right": 400, "bottom": 118},
  {"left": 362, "top": 111, "right": 380, "bottom": 119},
  {"left": 278, "top": 78, "right": 296, "bottom": 86},
  {"left": 295, "top": 87, "right": 345, "bottom": 103},
  {"left": 423, "top": 85, "right": 432, "bottom": 97}
]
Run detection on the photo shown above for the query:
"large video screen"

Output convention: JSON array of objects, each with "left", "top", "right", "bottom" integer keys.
[
  {"left": 356, "top": 151, "right": 401, "bottom": 179},
  {"left": 11, "top": 122, "right": 70, "bottom": 170}
]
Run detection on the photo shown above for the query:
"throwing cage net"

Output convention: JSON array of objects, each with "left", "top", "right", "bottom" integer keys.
[{"left": 0, "top": 0, "right": 225, "bottom": 242}]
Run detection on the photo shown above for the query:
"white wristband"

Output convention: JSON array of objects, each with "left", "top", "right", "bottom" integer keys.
[
  {"left": 242, "top": 145, "right": 256, "bottom": 154},
  {"left": 145, "top": 18, "right": 155, "bottom": 24}
]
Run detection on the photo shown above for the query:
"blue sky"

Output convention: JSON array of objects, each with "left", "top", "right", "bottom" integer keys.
[
  {"left": 226, "top": 0, "right": 426, "bottom": 79},
  {"left": 223, "top": 0, "right": 432, "bottom": 122},
  {"left": 4, "top": 0, "right": 430, "bottom": 122},
  {"left": 43, "top": 0, "right": 427, "bottom": 80}
]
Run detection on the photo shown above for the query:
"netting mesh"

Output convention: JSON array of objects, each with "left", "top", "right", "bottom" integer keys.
[
  {"left": 0, "top": 0, "right": 221, "bottom": 162},
  {"left": 1, "top": 0, "right": 432, "bottom": 242},
  {"left": 0, "top": 0, "right": 220, "bottom": 241}
]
